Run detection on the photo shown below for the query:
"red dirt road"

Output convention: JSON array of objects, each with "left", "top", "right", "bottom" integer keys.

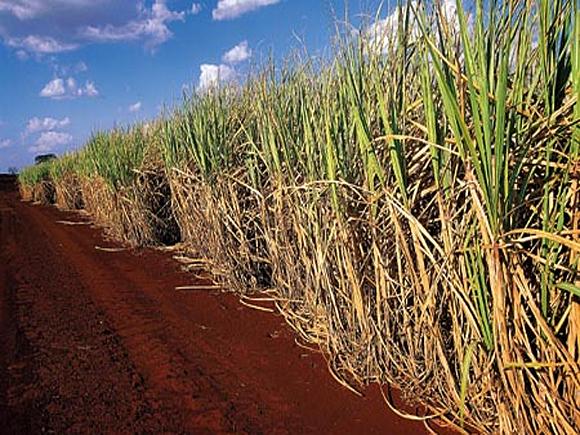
[{"left": 0, "top": 175, "right": 428, "bottom": 434}]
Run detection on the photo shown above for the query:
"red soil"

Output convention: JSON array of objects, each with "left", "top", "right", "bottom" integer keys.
[{"left": 0, "top": 175, "right": 433, "bottom": 434}]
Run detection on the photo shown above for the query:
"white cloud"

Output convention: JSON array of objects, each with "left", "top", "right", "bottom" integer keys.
[
  {"left": 0, "top": 0, "right": 49, "bottom": 20},
  {"left": 128, "top": 101, "right": 142, "bottom": 112},
  {"left": 82, "top": 80, "right": 98, "bottom": 96},
  {"left": 51, "top": 60, "right": 89, "bottom": 76},
  {"left": 1, "top": 1, "right": 190, "bottom": 56},
  {"left": 39, "top": 77, "right": 98, "bottom": 99},
  {"left": 82, "top": 0, "right": 185, "bottom": 50},
  {"left": 15, "top": 49, "right": 29, "bottom": 60},
  {"left": 365, "top": 0, "right": 463, "bottom": 53},
  {"left": 40, "top": 78, "right": 66, "bottom": 98},
  {"left": 0, "top": 138, "right": 12, "bottom": 149},
  {"left": 25, "top": 116, "right": 70, "bottom": 136},
  {"left": 190, "top": 3, "right": 201, "bottom": 15},
  {"left": 212, "top": 0, "right": 279, "bottom": 21},
  {"left": 197, "top": 63, "right": 236, "bottom": 92},
  {"left": 222, "top": 40, "right": 251, "bottom": 64},
  {"left": 364, "top": 2, "right": 419, "bottom": 53},
  {"left": 29, "top": 131, "right": 72, "bottom": 153},
  {"left": 196, "top": 40, "right": 252, "bottom": 93},
  {"left": 4, "top": 34, "right": 78, "bottom": 54},
  {"left": 0, "top": 0, "right": 105, "bottom": 20},
  {"left": 73, "top": 61, "right": 88, "bottom": 73}
]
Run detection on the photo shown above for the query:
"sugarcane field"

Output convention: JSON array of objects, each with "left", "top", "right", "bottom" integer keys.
[{"left": 1, "top": 0, "right": 579, "bottom": 433}]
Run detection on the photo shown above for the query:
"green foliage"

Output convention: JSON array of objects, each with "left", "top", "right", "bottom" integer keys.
[{"left": 18, "top": 161, "right": 52, "bottom": 186}]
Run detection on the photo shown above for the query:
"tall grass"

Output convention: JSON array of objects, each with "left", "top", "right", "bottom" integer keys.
[{"left": 19, "top": 1, "right": 579, "bottom": 432}]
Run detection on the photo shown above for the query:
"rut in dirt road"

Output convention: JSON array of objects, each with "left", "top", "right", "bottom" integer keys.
[{"left": 0, "top": 175, "right": 428, "bottom": 434}]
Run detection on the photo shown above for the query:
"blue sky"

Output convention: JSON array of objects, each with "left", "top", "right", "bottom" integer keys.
[{"left": 2, "top": 0, "right": 377, "bottom": 170}]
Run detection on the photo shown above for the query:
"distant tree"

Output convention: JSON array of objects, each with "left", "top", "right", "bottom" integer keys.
[
  {"left": 34, "top": 154, "right": 57, "bottom": 165},
  {"left": 8, "top": 166, "right": 18, "bottom": 175}
]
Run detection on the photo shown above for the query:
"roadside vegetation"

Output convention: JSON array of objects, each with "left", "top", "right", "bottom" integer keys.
[{"left": 19, "top": 1, "right": 579, "bottom": 432}]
